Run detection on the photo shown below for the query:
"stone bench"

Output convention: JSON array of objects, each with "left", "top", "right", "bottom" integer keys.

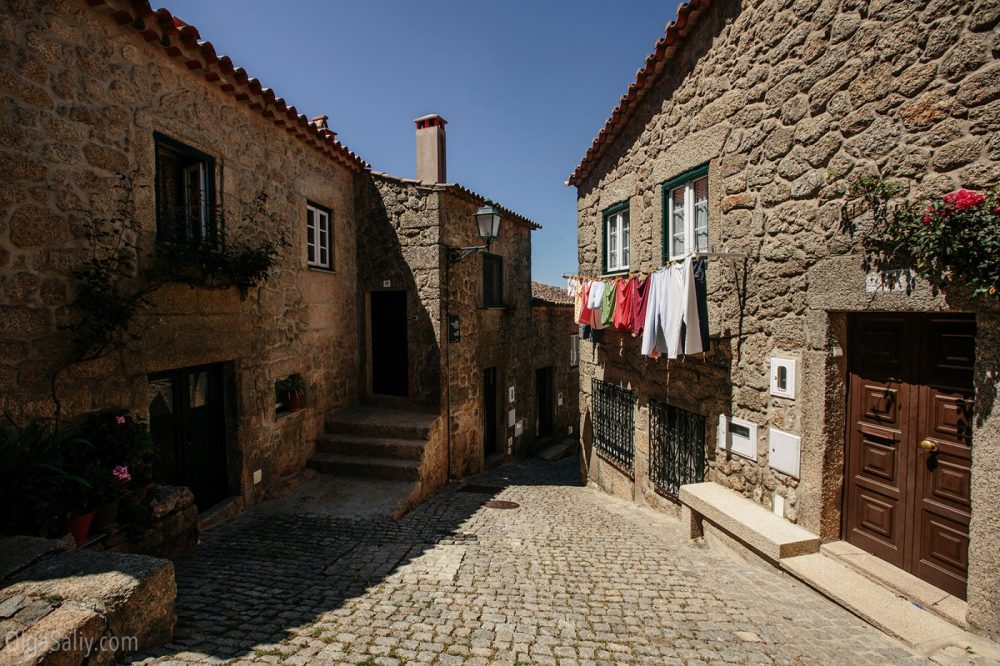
[{"left": 679, "top": 482, "right": 820, "bottom": 562}]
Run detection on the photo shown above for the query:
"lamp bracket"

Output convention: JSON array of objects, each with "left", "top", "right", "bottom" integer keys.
[{"left": 447, "top": 244, "right": 490, "bottom": 266}]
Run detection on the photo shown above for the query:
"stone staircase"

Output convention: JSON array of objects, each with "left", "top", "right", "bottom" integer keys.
[{"left": 307, "top": 406, "right": 438, "bottom": 482}]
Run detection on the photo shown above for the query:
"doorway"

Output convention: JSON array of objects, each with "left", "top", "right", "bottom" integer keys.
[
  {"left": 535, "top": 366, "right": 554, "bottom": 439},
  {"left": 483, "top": 367, "right": 498, "bottom": 457},
  {"left": 843, "top": 313, "right": 975, "bottom": 599},
  {"left": 370, "top": 290, "right": 408, "bottom": 397},
  {"left": 147, "top": 364, "right": 228, "bottom": 510}
]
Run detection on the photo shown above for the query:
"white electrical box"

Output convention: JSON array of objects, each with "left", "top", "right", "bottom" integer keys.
[
  {"left": 507, "top": 409, "right": 516, "bottom": 427},
  {"left": 718, "top": 415, "right": 757, "bottom": 461},
  {"left": 773, "top": 493, "right": 785, "bottom": 517},
  {"left": 769, "top": 427, "right": 801, "bottom": 478},
  {"left": 515, "top": 420, "right": 524, "bottom": 437},
  {"left": 770, "top": 357, "right": 797, "bottom": 399}
]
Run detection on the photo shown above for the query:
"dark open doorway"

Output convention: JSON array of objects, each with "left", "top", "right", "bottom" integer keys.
[
  {"left": 370, "top": 290, "right": 408, "bottom": 397},
  {"left": 148, "top": 363, "right": 228, "bottom": 511},
  {"left": 535, "top": 366, "right": 554, "bottom": 439},
  {"left": 483, "top": 367, "right": 498, "bottom": 457}
]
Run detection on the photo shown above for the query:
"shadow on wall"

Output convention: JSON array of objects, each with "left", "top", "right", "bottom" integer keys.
[
  {"left": 132, "top": 458, "right": 582, "bottom": 662},
  {"left": 355, "top": 176, "right": 441, "bottom": 409}
]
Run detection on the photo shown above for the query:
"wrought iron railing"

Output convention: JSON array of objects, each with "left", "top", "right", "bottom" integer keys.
[
  {"left": 649, "top": 399, "right": 705, "bottom": 498},
  {"left": 592, "top": 379, "right": 635, "bottom": 476}
]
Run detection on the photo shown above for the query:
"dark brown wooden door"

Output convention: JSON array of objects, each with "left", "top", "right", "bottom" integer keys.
[
  {"left": 845, "top": 314, "right": 975, "bottom": 599},
  {"left": 370, "top": 291, "right": 408, "bottom": 396}
]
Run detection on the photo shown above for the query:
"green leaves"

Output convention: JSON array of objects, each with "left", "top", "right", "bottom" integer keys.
[{"left": 852, "top": 178, "right": 999, "bottom": 301}]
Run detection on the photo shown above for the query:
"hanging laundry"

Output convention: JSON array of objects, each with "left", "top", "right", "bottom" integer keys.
[
  {"left": 576, "top": 281, "right": 592, "bottom": 326},
  {"left": 641, "top": 268, "right": 670, "bottom": 356},
  {"left": 588, "top": 280, "right": 607, "bottom": 330},
  {"left": 570, "top": 278, "right": 586, "bottom": 324},
  {"left": 630, "top": 274, "right": 649, "bottom": 337},
  {"left": 599, "top": 278, "right": 617, "bottom": 327},
  {"left": 613, "top": 276, "right": 634, "bottom": 331},
  {"left": 664, "top": 257, "right": 703, "bottom": 358},
  {"left": 692, "top": 257, "right": 711, "bottom": 352}
]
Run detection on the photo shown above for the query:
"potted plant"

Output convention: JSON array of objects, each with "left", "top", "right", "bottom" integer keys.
[
  {"left": 0, "top": 420, "right": 91, "bottom": 538},
  {"left": 80, "top": 411, "right": 158, "bottom": 490},
  {"left": 88, "top": 464, "right": 132, "bottom": 533},
  {"left": 278, "top": 375, "right": 307, "bottom": 412}
]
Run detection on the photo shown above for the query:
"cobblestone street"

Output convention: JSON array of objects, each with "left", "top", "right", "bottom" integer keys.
[{"left": 136, "top": 458, "right": 925, "bottom": 665}]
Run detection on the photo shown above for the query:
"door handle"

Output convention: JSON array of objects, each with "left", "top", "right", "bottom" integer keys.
[{"left": 919, "top": 439, "right": 938, "bottom": 452}]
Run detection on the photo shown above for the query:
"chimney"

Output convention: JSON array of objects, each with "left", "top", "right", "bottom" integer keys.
[
  {"left": 310, "top": 114, "right": 337, "bottom": 141},
  {"left": 414, "top": 114, "right": 447, "bottom": 183}
]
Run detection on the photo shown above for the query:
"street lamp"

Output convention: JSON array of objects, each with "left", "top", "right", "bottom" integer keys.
[{"left": 448, "top": 200, "right": 502, "bottom": 265}]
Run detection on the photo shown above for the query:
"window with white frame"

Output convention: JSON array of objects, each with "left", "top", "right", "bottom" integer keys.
[
  {"left": 604, "top": 206, "right": 630, "bottom": 273},
  {"left": 306, "top": 203, "right": 332, "bottom": 269},
  {"left": 665, "top": 167, "right": 709, "bottom": 260}
]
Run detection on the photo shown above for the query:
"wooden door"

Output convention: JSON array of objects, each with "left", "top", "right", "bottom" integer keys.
[
  {"left": 148, "top": 364, "right": 228, "bottom": 510},
  {"left": 370, "top": 291, "right": 408, "bottom": 396},
  {"left": 535, "top": 367, "right": 554, "bottom": 439},
  {"left": 844, "top": 314, "right": 975, "bottom": 599}
]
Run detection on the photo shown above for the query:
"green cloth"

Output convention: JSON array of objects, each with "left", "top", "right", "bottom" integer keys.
[{"left": 600, "top": 279, "right": 616, "bottom": 327}]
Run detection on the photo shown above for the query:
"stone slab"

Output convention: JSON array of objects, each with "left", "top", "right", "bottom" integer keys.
[
  {"left": 821, "top": 540, "right": 967, "bottom": 627},
  {"left": 5, "top": 549, "right": 176, "bottom": 651},
  {"left": 0, "top": 536, "right": 73, "bottom": 583},
  {"left": 0, "top": 604, "right": 104, "bottom": 666},
  {"left": 679, "top": 482, "right": 820, "bottom": 561}
]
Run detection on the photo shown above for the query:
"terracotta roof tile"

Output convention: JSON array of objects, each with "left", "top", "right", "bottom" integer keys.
[
  {"left": 84, "top": 0, "right": 368, "bottom": 172},
  {"left": 531, "top": 282, "right": 573, "bottom": 306},
  {"left": 567, "top": 0, "right": 710, "bottom": 186}
]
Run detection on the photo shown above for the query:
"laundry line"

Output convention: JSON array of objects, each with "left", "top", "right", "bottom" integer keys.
[{"left": 561, "top": 250, "right": 748, "bottom": 280}]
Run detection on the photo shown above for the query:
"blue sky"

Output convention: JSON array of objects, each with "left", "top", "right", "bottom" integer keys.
[{"left": 163, "top": 1, "right": 677, "bottom": 286}]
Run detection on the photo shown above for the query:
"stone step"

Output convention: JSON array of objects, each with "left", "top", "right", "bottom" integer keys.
[
  {"left": 781, "top": 552, "right": 973, "bottom": 651},
  {"left": 307, "top": 453, "right": 421, "bottom": 481},
  {"left": 820, "top": 540, "right": 967, "bottom": 628},
  {"left": 325, "top": 406, "right": 437, "bottom": 440},
  {"left": 679, "top": 482, "right": 820, "bottom": 562},
  {"left": 316, "top": 433, "right": 427, "bottom": 460}
]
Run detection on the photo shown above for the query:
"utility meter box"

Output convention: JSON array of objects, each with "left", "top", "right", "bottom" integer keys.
[
  {"left": 770, "top": 357, "right": 797, "bottom": 399},
  {"left": 768, "top": 427, "right": 801, "bottom": 478},
  {"left": 718, "top": 415, "right": 757, "bottom": 461}
]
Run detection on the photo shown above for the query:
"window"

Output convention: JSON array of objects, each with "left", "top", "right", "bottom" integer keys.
[
  {"left": 306, "top": 203, "right": 332, "bottom": 269},
  {"left": 649, "top": 400, "right": 706, "bottom": 498},
  {"left": 154, "top": 133, "right": 215, "bottom": 244},
  {"left": 483, "top": 253, "right": 503, "bottom": 308},
  {"left": 603, "top": 204, "right": 630, "bottom": 273},
  {"left": 592, "top": 378, "right": 635, "bottom": 476},
  {"left": 569, "top": 334, "right": 580, "bottom": 368},
  {"left": 663, "top": 165, "right": 709, "bottom": 261}
]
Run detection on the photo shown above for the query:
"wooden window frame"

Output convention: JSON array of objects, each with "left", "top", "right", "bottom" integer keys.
[
  {"left": 482, "top": 253, "right": 504, "bottom": 308},
  {"left": 306, "top": 202, "right": 333, "bottom": 270},
  {"left": 154, "top": 132, "right": 216, "bottom": 244},
  {"left": 601, "top": 201, "right": 630, "bottom": 275},
  {"left": 661, "top": 164, "right": 709, "bottom": 262}
]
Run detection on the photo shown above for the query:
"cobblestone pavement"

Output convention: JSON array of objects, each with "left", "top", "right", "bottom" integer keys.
[{"left": 135, "top": 458, "right": 927, "bottom": 665}]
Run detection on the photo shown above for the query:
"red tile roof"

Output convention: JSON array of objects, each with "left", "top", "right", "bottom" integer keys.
[
  {"left": 567, "top": 0, "right": 710, "bottom": 187},
  {"left": 84, "top": 0, "right": 368, "bottom": 172},
  {"left": 531, "top": 282, "right": 573, "bottom": 307}
]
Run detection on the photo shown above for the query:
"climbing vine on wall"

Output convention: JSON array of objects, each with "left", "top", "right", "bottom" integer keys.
[
  {"left": 847, "top": 175, "right": 1000, "bottom": 301},
  {"left": 52, "top": 174, "right": 289, "bottom": 416}
]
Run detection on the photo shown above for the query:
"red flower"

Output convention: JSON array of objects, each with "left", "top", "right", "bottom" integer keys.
[{"left": 942, "top": 189, "right": 985, "bottom": 211}]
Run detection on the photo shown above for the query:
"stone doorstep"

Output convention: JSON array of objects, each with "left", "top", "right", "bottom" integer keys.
[
  {"left": 782, "top": 553, "right": 1000, "bottom": 662},
  {"left": 821, "top": 540, "right": 967, "bottom": 628},
  {"left": 198, "top": 495, "right": 244, "bottom": 532},
  {"left": 536, "top": 438, "right": 578, "bottom": 462},
  {"left": 678, "top": 482, "right": 821, "bottom": 562}
]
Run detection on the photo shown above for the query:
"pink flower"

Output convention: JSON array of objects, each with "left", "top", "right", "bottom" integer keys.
[
  {"left": 942, "top": 189, "right": 985, "bottom": 211},
  {"left": 112, "top": 465, "right": 131, "bottom": 483},
  {"left": 115, "top": 416, "right": 125, "bottom": 425}
]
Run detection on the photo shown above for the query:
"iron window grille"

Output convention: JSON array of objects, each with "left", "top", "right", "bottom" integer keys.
[
  {"left": 649, "top": 399, "right": 706, "bottom": 498},
  {"left": 592, "top": 379, "right": 635, "bottom": 476}
]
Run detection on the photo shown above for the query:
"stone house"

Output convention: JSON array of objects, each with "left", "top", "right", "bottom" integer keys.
[
  {"left": 569, "top": 0, "right": 1000, "bottom": 639},
  {"left": 0, "top": 0, "right": 566, "bottom": 523}
]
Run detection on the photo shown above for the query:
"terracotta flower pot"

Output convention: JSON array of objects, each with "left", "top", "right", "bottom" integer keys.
[
  {"left": 289, "top": 393, "right": 305, "bottom": 411},
  {"left": 91, "top": 499, "right": 120, "bottom": 533},
  {"left": 60, "top": 511, "right": 95, "bottom": 546}
]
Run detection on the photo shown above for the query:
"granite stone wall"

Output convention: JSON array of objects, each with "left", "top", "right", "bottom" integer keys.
[
  {"left": 530, "top": 303, "right": 581, "bottom": 445},
  {"left": 574, "top": 0, "right": 1000, "bottom": 636},
  {"left": 0, "top": 0, "right": 361, "bottom": 507}
]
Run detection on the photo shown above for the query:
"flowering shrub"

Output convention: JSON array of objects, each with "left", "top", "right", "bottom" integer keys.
[{"left": 852, "top": 176, "right": 1000, "bottom": 300}]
